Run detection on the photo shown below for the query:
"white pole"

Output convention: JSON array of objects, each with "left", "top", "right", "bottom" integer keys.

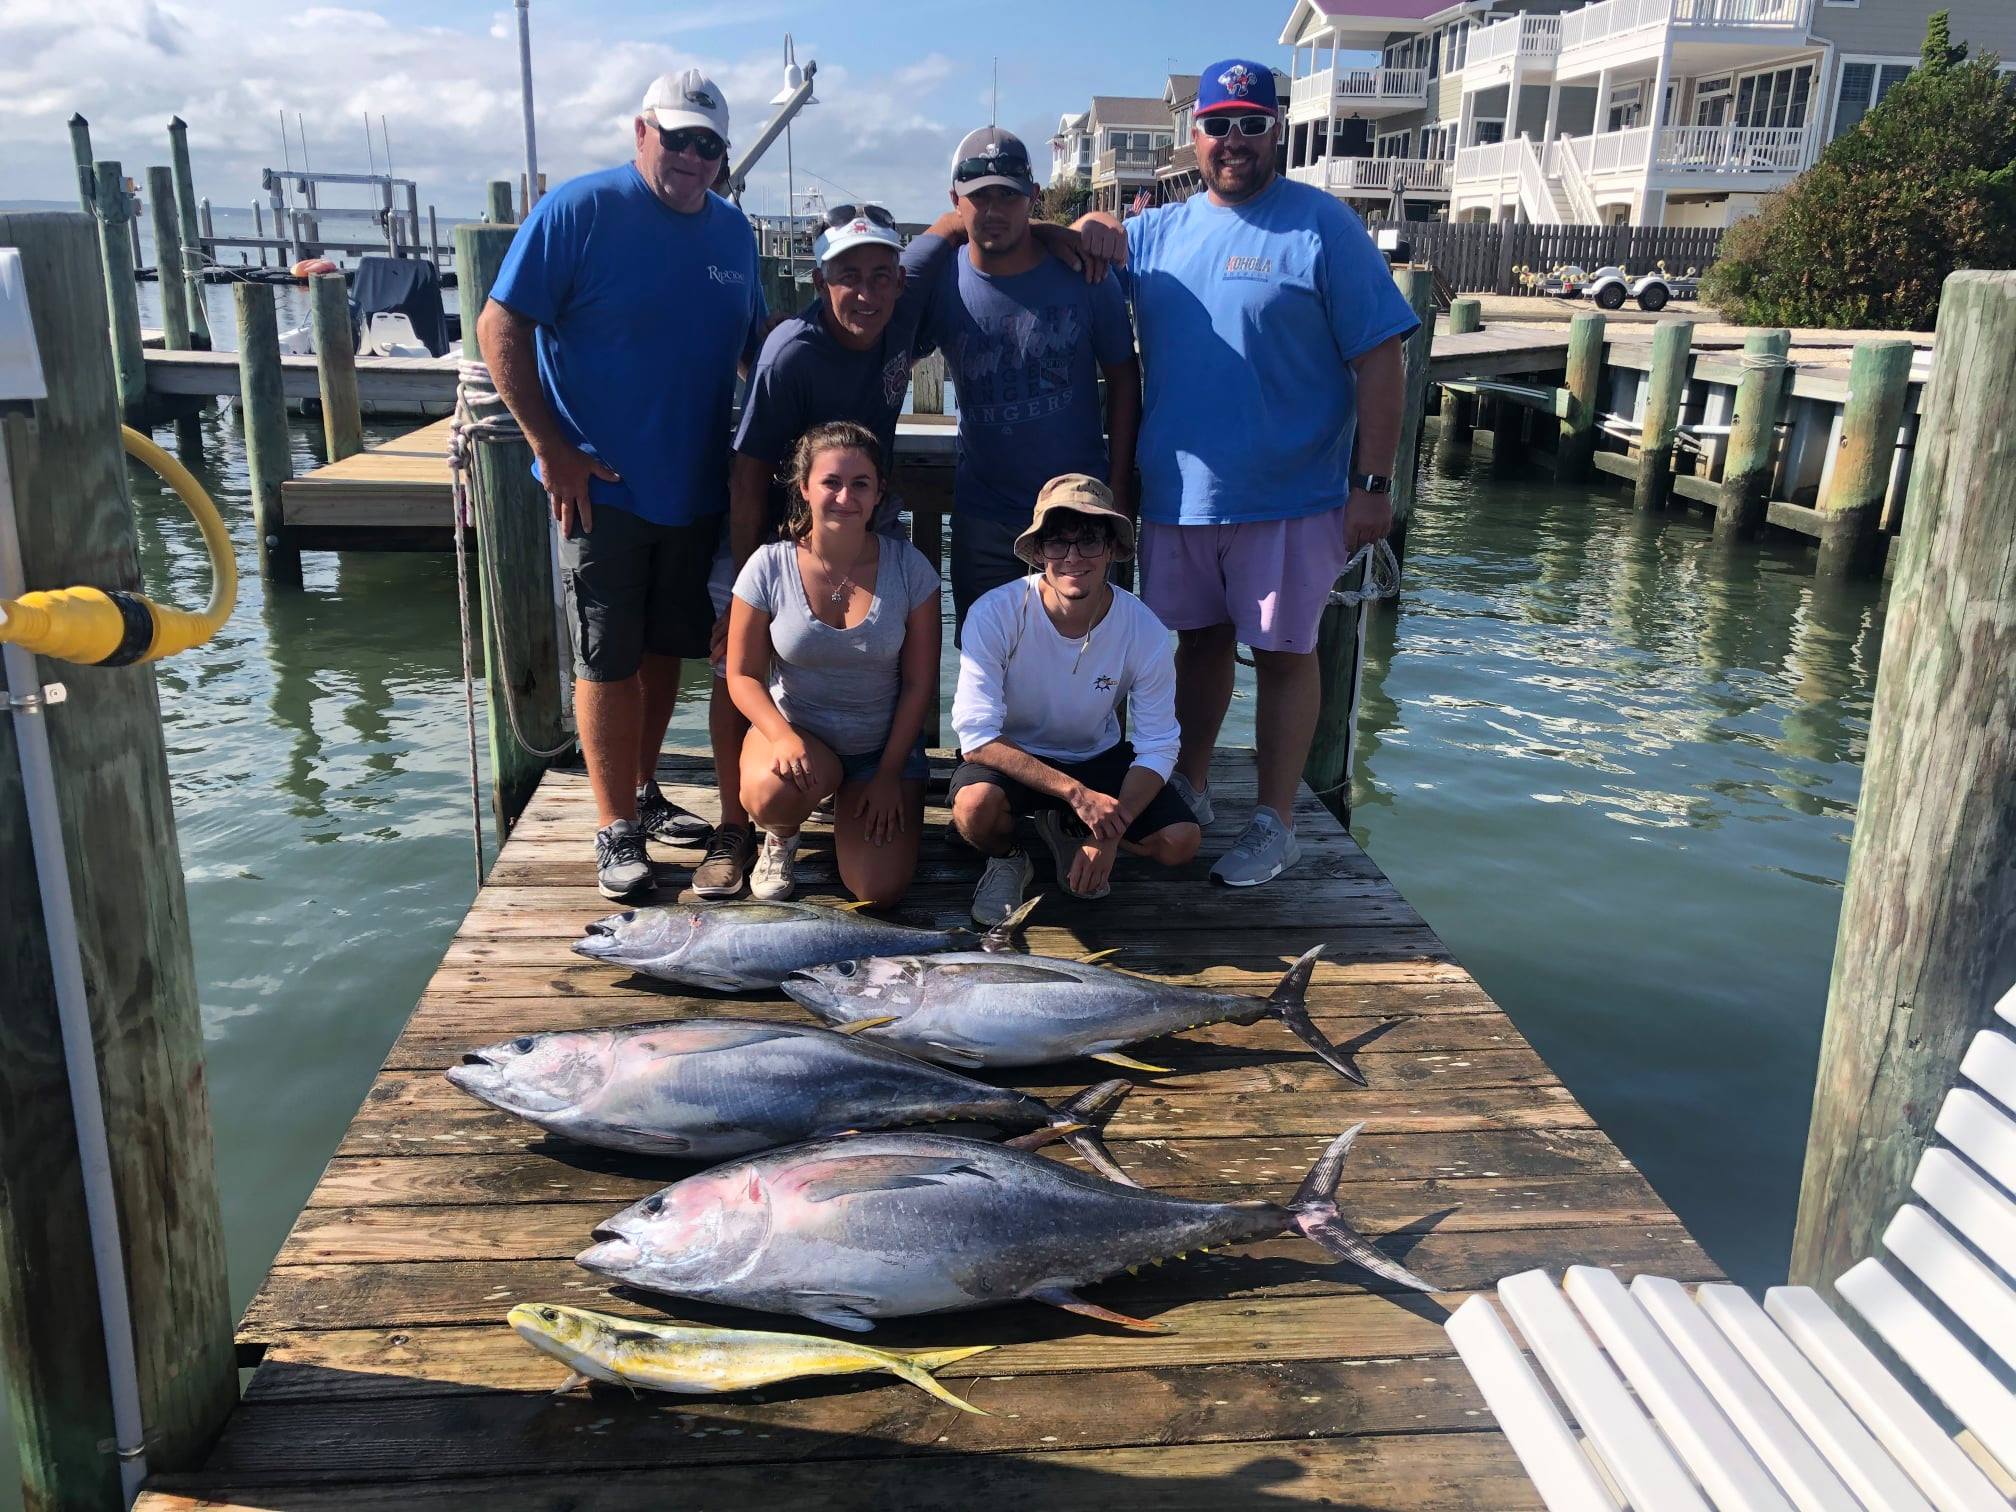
[
  {"left": 516, "top": 0, "right": 541, "bottom": 212},
  {"left": 785, "top": 123, "right": 797, "bottom": 287}
]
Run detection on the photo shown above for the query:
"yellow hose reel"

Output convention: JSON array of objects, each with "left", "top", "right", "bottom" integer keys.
[{"left": 0, "top": 427, "right": 237, "bottom": 666}]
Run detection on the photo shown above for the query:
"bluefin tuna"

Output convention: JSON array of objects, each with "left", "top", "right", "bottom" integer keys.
[
  {"left": 446, "top": 1018, "right": 1132, "bottom": 1177},
  {"left": 572, "top": 898, "right": 1035, "bottom": 992},
  {"left": 781, "top": 944, "right": 1365, "bottom": 1085},
  {"left": 508, "top": 1302, "right": 994, "bottom": 1412},
  {"left": 576, "top": 1125, "right": 1433, "bottom": 1332}
]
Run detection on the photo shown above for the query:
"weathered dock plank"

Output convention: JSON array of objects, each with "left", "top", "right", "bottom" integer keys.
[{"left": 134, "top": 750, "right": 1714, "bottom": 1509}]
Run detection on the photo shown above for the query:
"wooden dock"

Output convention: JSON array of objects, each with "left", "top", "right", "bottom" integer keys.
[
  {"left": 136, "top": 750, "right": 1714, "bottom": 1510},
  {"left": 144, "top": 346, "right": 458, "bottom": 412}
]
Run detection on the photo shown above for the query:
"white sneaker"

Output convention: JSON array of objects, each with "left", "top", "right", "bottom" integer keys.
[
  {"left": 748, "top": 831, "right": 801, "bottom": 900},
  {"left": 971, "top": 850, "right": 1034, "bottom": 926},
  {"left": 1210, "top": 806, "right": 1301, "bottom": 888},
  {"left": 1167, "top": 770, "right": 1213, "bottom": 827}
]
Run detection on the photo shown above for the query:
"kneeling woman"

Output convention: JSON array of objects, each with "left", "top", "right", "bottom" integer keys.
[{"left": 726, "top": 421, "right": 942, "bottom": 906}]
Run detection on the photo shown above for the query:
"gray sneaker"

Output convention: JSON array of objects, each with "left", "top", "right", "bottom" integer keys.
[
  {"left": 1210, "top": 806, "right": 1300, "bottom": 888},
  {"left": 1033, "top": 810, "right": 1111, "bottom": 900},
  {"left": 749, "top": 831, "right": 801, "bottom": 901},
  {"left": 1167, "top": 770, "right": 1214, "bottom": 827},
  {"left": 971, "top": 850, "right": 1034, "bottom": 926},
  {"left": 692, "top": 824, "right": 755, "bottom": 899},
  {"left": 636, "top": 782, "right": 711, "bottom": 843},
  {"left": 594, "top": 819, "right": 655, "bottom": 901}
]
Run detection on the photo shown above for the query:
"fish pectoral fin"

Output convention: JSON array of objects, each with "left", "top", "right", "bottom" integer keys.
[
  {"left": 1089, "top": 1051, "right": 1173, "bottom": 1074},
  {"left": 1030, "top": 1287, "right": 1168, "bottom": 1333},
  {"left": 1077, "top": 947, "right": 1124, "bottom": 966},
  {"left": 550, "top": 1370, "right": 593, "bottom": 1395},
  {"left": 605, "top": 1128, "right": 693, "bottom": 1152},
  {"left": 835, "top": 899, "right": 877, "bottom": 913},
  {"left": 1002, "top": 1121, "right": 1085, "bottom": 1151},
  {"left": 799, "top": 1295, "right": 880, "bottom": 1333},
  {"left": 832, "top": 1015, "right": 899, "bottom": 1036},
  {"left": 923, "top": 1041, "right": 989, "bottom": 1068}
]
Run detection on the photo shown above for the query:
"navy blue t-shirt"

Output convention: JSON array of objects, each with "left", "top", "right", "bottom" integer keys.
[
  {"left": 909, "top": 244, "right": 1136, "bottom": 521},
  {"left": 489, "top": 164, "right": 766, "bottom": 526}
]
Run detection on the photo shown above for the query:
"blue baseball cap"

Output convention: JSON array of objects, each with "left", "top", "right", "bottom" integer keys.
[{"left": 1196, "top": 59, "right": 1278, "bottom": 116}]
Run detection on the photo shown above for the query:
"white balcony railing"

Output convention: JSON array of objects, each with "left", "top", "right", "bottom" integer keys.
[
  {"left": 1297, "top": 156, "right": 1453, "bottom": 195},
  {"left": 1656, "top": 124, "right": 1808, "bottom": 171},
  {"left": 1471, "top": 13, "right": 1563, "bottom": 67},
  {"left": 1455, "top": 140, "right": 1517, "bottom": 183},
  {"left": 1560, "top": 0, "right": 1809, "bottom": 51},
  {"left": 1550, "top": 136, "right": 1602, "bottom": 220},
  {"left": 1674, "top": 0, "right": 1808, "bottom": 22},
  {"left": 1291, "top": 65, "right": 1426, "bottom": 120}
]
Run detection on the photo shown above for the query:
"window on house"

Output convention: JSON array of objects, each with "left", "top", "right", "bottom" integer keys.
[
  {"left": 1734, "top": 64, "right": 1813, "bottom": 131},
  {"left": 1607, "top": 82, "right": 1644, "bottom": 131},
  {"left": 1473, "top": 118, "right": 1505, "bottom": 145},
  {"left": 1428, "top": 27, "right": 1440, "bottom": 79},
  {"left": 1831, "top": 60, "right": 1912, "bottom": 137}
]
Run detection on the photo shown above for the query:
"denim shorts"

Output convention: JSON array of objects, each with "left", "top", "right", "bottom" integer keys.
[{"left": 837, "top": 732, "right": 930, "bottom": 784}]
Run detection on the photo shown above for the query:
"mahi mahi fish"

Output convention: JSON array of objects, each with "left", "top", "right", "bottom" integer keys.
[
  {"left": 781, "top": 944, "right": 1366, "bottom": 1085},
  {"left": 576, "top": 1124, "right": 1432, "bottom": 1332},
  {"left": 508, "top": 1302, "right": 994, "bottom": 1413},
  {"left": 572, "top": 898, "right": 1036, "bottom": 992},
  {"left": 446, "top": 1018, "right": 1133, "bottom": 1178}
]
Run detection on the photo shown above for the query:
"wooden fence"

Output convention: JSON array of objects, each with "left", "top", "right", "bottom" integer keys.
[{"left": 1369, "top": 220, "right": 1725, "bottom": 294}]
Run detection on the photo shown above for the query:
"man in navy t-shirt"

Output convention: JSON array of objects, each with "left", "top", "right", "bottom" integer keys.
[
  {"left": 479, "top": 69, "right": 767, "bottom": 901},
  {"left": 910, "top": 127, "right": 1141, "bottom": 632}
]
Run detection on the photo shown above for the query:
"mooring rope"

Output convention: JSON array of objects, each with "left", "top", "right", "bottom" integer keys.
[
  {"left": 448, "top": 358, "right": 578, "bottom": 882},
  {"left": 1329, "top": 539, "right": 1403, "bottom": 608}
]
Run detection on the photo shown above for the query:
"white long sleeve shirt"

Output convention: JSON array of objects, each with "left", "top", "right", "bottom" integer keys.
[{"left": 952, "top": 576, "right": 1180, "bottom": 779}]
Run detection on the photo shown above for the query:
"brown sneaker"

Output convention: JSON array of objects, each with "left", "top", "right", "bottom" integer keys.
[{"left": 692, "top": 824, "right": 756, "bottom": 899}]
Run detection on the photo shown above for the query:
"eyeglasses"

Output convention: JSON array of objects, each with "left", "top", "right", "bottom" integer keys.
[
  {"left": 657, "top": 126, "right": 727, "bottom": 160},
  {"left": 1039, "top": 534, "right": 1113, "bottom": 560},
  {"left": 1199, "top": 114, "right": 1275, "bottom": 139},
  {"left": 823, "top": 203, "right": 897, "bottom": 230},
  {"left": 954, "top": 153, "right": 1033, "bottom": 183}
]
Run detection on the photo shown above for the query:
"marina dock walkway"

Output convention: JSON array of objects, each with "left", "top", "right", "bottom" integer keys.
[{"left": 137, "top": 749, "right": 1714, "bottom": 1510}]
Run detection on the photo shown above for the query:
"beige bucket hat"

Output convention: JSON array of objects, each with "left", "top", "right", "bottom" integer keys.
[{"left": 1012, "top": 474, "right": 1137, "bottom": 567}]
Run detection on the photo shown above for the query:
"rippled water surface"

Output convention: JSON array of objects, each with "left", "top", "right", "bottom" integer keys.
[{"left": 0, "top": 288, "right": 1883, "bottom": 1498}]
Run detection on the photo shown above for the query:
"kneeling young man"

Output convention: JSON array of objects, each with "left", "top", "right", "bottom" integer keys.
[{"left": 949, "top": 475, "right": 1201, "bottom": 924}]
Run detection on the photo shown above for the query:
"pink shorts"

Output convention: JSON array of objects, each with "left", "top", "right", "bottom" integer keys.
[{"left": 1139, "top": 510, "right": 1352, "bottom": 654}]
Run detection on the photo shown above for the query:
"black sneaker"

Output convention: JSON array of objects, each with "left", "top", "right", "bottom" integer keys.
[
  {"left": 636, "top": 783, "right": 711, "bottom": 843},
  {"left": 595, "top": 819, "right": 655, "bottom": 901}
]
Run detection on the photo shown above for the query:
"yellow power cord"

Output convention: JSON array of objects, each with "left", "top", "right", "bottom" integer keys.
[{"left": 0, "top": 426, "right": 238, "bottom": 666}]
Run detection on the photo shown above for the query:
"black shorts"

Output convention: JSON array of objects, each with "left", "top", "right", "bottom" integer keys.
[
  {"left": 947, "top": 741, "right": 1197, "bottom": 843},
  {"left": 559, "top": 504, "right": 719, "bottom": 682}
]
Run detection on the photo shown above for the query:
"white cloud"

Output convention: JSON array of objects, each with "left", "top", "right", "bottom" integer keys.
[{"left": 0, "top": 0, "right": 972, "bottom": 220}]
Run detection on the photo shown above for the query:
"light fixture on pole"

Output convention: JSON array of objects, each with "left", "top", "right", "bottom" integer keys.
[{"left": 769, "top": 34, "right": 817, "bottom": 286}]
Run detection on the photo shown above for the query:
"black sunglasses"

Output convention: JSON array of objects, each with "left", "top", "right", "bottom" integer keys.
[
  {"left": 657, "top": 125, "right": 726, "bottom": 160},
  {"left": 1199, "top": 114, "right": 1274, "bottom": 139},
  {"left": 954, "top": 152, "right": 1032, "bottom": 183},
  {"left": 824, "top": 202, "right": 897, "bottom": 230}
]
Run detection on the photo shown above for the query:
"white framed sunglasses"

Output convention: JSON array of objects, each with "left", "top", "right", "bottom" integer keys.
[{"left": 1199, "top": 114, "right": 1274, "bottom": 139}]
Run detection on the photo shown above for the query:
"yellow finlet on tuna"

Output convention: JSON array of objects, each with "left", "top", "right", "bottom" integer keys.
[{"left": 1090, "top": 1051, "right": 1173, "bottom": 1073}]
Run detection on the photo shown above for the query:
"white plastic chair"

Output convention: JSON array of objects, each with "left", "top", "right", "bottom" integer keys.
[{"left": 1448, "top": 983, "right": 2016, "bottom": 1510}]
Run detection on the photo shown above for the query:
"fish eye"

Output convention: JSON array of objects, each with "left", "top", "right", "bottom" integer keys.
[
  {"left": 619, "top": 910, "right": 637, "bottom": 924},
  {"left": 540, "top": 1307, "right": 559, "bottom": 1322},
  {"left": 643, "top": 1195, "right": 664, "bottom": 1215},
  {"left": 512, "top": 1037, "right": 534, "bottom": 1053},
  {"left": 836, "top": 960, "right": 857, "bottom": 978}
]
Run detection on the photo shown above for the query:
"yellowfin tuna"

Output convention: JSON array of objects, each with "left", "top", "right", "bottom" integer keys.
[{"left": 507, "top": 1303, "right": 994, "bottom": 1413}]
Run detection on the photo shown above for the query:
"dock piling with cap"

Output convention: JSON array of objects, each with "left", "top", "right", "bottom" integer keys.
[
  {"left": 1635, "top": 318, "right": 1694, "bottom": 511},
  {"left": 90, "top": 162, "right": 148, "bottom": 425},
  {"left": 486, "top": 180, "right": 516, "bottom": 225},
  {"left": 234, "top": 282, "right": 303, "bottom": 586},
  {"left": 167, "top": 117, "right": 213, "bottom": 348},
  {"left": 145, "top": 166, "right": 192, "bottom": 352},
  {"left": 1813, "top": 339, "right": 1913, "bottom": 578},
  {"left": 308, "top": 270, "right": 364, "bottom": 462},
  {"left": 1434, "top": 297, "right": 1481, "bottom": 466},
  {"left": 1555, "top": 311, "right": 1605, "bottom": 483},
  {"left": 1710, "top": 329, "right": 1791, "bottom": 544}
]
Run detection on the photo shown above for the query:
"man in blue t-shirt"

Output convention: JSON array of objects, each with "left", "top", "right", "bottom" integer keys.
[
  {"left": 479, "top": 69, "right": 767, "bottom": 901},
  {"left": 910, "top": 127, "right": 1141, "bottom": 631},
  {"left": 1076, "top": 59, "right": 1418, "bottom": 890}
]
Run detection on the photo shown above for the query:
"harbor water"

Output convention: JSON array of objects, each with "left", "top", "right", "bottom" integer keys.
[{"left": 0, "top": 284, "right": 1882, "bottom": 1501}]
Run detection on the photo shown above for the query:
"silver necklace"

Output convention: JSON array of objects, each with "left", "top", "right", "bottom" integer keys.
[{"left": 806, "top": 542, "right": 871, "bottom": 606}]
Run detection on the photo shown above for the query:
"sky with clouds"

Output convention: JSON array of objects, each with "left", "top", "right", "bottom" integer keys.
[{"left": 1, "top": 0, "right": 1311, "bottom": 222}]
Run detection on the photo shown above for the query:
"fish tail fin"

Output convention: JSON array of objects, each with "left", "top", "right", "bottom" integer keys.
[
  {"left": 978, "top": 894, "right": 1042, "bottom": 953},
  {"left": 881, "top": 1348, "right": 993, "bottom": 1414},
  {"left": 1053, "top": 1079, "right": 1136, "bottom": 1186},
  {"left": 897, "top": 1343, "right": 996, "bottom": 1371},
  {"left": 1268, "top": 945, "right": 1365, "bottom": 1087},
  {"left": 1288, "top": 1125, "right": 1438, "bottom": 1293}
]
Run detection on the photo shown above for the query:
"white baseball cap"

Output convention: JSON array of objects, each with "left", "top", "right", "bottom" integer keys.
[
  {"left": 814, "top": 206, "right": 903, "bottom": 264},
  {"left": 640, "top": 68, "right": 730, "bottom": 143}
]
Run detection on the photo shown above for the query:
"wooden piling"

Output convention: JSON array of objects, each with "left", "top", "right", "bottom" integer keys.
[
  {"left": 460, "top": 222, "right": 569, "bottom": 836},
  {"left": 67, "top": 114, "right": 94, "bottom": 212},
  {"left": 166, "top": 118, "right": 213, "bottom": 349},
  {"left": 1790, "top": 271, "right": 2016, "bottom": 1300},
  {"left": 1388, "top": 265, "right": 1437, "bottom": 562},
  {"left": 307, "top": 270, "right": 364, "bottom": 462},
  {"left": 89, "top": 162, "right": 148, "bottom": 424},
  {"left": 1635, "top": 317, "right": 1694, "bottom": 511},
  {"left": 1435, "top": 297, "right": 1481, "bottom": 464},
  {"left": 1814, "top": 340, "right": 1913, "bottom": 578},
  {"left": 1556, "top": 311, "right": 1606, "bottom": 482},
  {"left": 1711, "top": 329, "right": 1791, "bottom": 544},
  {"left": 911, "top": 350, "right": 946, "bottom": 416},
  {"left": 427, "top": 204, "right": 441, "bottom": 273},
  {"left": 486, "top": 180, "right": 516, "bottom": 225},
  {"left": 233, "top": 282, "right": 302, "bottom": 586},
  {"left": 0, "top": 209, "right": 237, "bottom": 1507},
  {"left": 145, "top": 166, "right": 192, "bottom": 351}
]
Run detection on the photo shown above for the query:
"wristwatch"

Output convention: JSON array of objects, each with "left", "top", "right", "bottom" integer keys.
[{"left": 1349, "top": 472, "right": 1393, "bottom": 495}]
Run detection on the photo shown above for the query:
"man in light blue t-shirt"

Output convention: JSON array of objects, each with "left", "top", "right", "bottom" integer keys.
[
  {"left": 1077, "top": 59, "right": 1418, "bottom": 889},
  {"left": 479, "top": 69, "right": 767, "bottom": 901},
  {"left": 911, "top": 127, "right": 1142, "bottom": 631}
]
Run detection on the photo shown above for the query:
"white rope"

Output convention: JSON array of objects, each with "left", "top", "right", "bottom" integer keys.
[
  {"left": 1328, "top": 539, "right": 1402, "bottom": 607},
  {"left": 1740, "top": 349, "right": 1794, "bottom": 372}
]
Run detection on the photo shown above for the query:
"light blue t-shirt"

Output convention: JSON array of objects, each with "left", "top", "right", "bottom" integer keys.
[
  {"left": 911, "top": 247, "right": 1137, "bottom": 521},
  {"left": 1121, "top": 177, "right": 1420, "bottom": 525},
  {"left": 489, "top": 165, "right": 766, "bottom": 526}
]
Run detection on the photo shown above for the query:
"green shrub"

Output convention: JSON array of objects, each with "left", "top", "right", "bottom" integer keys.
[
  {"left": 1038, "top": 181, "right": 1091, "bottom": 224},
  {"left": 1702, "top": 12, "right": 2016, "bottom": 330}
]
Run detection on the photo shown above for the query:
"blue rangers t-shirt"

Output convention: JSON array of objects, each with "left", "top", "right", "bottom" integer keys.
[
  {"left": 1121, "top": 176, "right": 1420, "bottom": 525},
  {"left": 910, "top": 244, "right": 1136, "bottom": 521},
  {"left": 489, "top": 164, "right": 766, "bottom": 526}
]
